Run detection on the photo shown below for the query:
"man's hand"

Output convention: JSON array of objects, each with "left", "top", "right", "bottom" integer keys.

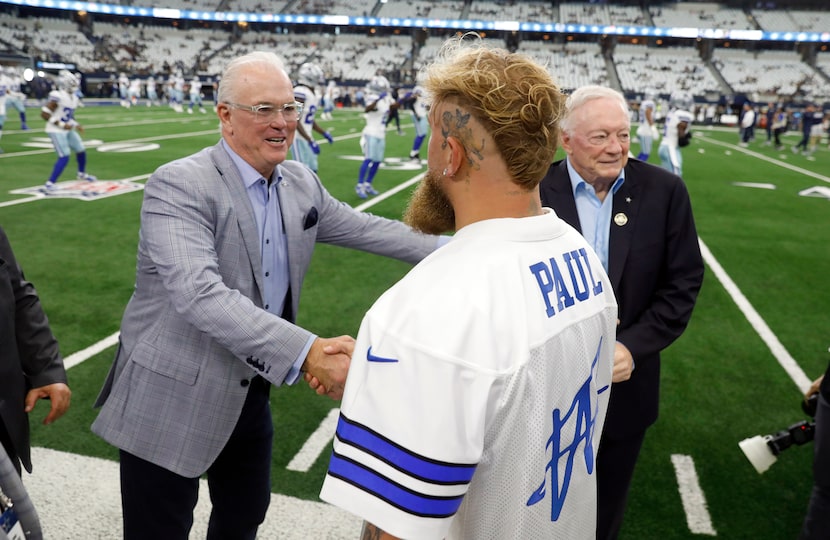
[
  {"left": 806, "top": 375, "right": 824, "bottom": 401},
  {"left": 25, "top": 382, "right": 71, "bottom": 425},
  {"left": 302, "top": 336, "right": 355, "bottom": 399},
  {"left": 612, "top": 342, "right": 634, "bottom": 383},
  {"left": 323, "top": 131, "right": 334, "bottom": 144},
  {"left": 309, "top": 140, "right": 321, "bottom": 154}
]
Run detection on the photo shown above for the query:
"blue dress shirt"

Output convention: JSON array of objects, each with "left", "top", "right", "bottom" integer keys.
[
  {"left": 565, "top": 158, "right": 625, "bottom": 274},
  {"left": 222, "top": 140, "right": 313, "bottom": 384}
]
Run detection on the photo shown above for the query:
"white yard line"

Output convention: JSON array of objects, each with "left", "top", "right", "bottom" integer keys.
[
  {"left": 698, "top": 238, "right": 811, "bottom": 394},
  {"left": 63, "top": 332, "right": 120, "bottom": 369},
  {"left": 696, "top": 134, "right": 830, "bottom": 185},
  {"left": 671, "top": 454, "right": 717, "bottom": 536},
  {"left": 286, "top": 408, "right": 340, "bottom": 472}
]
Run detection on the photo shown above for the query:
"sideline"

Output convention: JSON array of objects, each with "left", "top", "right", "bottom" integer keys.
[{"left": 695, "top": 133, "right": 830, "bottom": 184}]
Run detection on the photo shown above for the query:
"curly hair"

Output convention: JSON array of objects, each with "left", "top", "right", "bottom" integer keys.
[{"left": 419, "top": 35, "right": 565, "bottom": 190}]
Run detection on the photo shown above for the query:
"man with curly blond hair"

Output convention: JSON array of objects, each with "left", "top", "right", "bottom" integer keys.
[{"left": 319, "top": 35, "right": 618, "bottom": 539}]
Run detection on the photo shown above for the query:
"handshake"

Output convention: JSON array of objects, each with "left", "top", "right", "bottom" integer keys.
[{"left": 301, "top": 335, "right": 355, "bottom": 400}]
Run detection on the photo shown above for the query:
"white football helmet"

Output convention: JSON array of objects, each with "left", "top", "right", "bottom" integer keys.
[
  {"left": 669, "top": 90, "right": 693, "bottom": 111},
  {"left": 57, "top": 69, "right": 79, "bottom": 92},
  {"left": 297, "top": 63, "right": 324, "bottom": 87},
  {"left": 366, "top": 75, "right": 390, "bottom": 95}
]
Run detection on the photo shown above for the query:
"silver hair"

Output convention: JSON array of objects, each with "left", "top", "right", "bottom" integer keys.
[
  {"left": 560, "top": 85, "right": 629, "bottom": 133},
  {"left": 217, "top": 51, "right": 286, "bottom": 104}
]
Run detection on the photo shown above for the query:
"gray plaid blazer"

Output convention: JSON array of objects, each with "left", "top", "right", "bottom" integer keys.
[{"left": 92, "top": 141, "right": 436, "bottom": 477}]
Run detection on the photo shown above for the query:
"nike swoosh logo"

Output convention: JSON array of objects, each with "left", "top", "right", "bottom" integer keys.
[{"left": 367, "top": 346, "right": 399, "bottom": 363}]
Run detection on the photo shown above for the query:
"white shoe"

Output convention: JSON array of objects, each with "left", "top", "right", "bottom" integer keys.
[
  {"left": 364, "top": 184, "right": 379, "bottom": 196},
  {"left": 77, "top": 172, "right": 97, "bottom": 182},
  {"left": 41, "top": 181, "right": 56, "bottom": 193}
]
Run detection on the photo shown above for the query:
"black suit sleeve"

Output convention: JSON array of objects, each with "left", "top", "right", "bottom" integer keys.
[
  {"left": 615, "top": 173, "right": 704, "bottom": 361},
  {"left": 0, "top": 227, "right": 66, "bottom": 388}
]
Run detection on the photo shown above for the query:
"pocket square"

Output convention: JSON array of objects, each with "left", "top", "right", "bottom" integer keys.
[{"left": 303, "top": 207, "right": 318, "bottom": 230}]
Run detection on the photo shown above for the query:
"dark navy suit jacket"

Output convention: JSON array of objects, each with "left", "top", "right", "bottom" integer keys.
[
  {"left": 0, "top": 226, "right": 66, "bottom": 473},
  {"left": 540, "top": 158, "right": 704, "bottom": 440}
]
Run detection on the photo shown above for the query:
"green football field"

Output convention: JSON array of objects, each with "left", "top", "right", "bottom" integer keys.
[{"left": 1, "top": 103, "right": 829, "bottom": 539}]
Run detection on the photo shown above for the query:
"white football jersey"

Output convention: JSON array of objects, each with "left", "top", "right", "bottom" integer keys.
[
  {"left": 44, "top": 89, "right": 80, "bottom": 134},
  {"left": 412, "top": 92, "right": 429, "bottom": 120},
  {"left": 189, "top": 79, "right": 202, "bottom": 96},
  {"left": 638, "top": 99, "right": 655, "bottom": 124},
  {"left": 362, "top": 93, "right": 394, "bottom": 138},
  {"left": 321, "top": 209, "right": 617, "bottom": 540},
  {"left": 293, "top": 83, "right": 319, "bottom": 134},
  {"left": 661, "top": 108, "right": 693, "bottom": 147}
]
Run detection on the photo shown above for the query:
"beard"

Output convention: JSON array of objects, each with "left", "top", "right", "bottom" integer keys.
[{"left": 403, "top": 168, "right": 456, "bottom": 235}]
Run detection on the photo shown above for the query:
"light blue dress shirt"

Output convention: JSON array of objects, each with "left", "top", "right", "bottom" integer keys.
[
  {"left": 565, "top": 158, "right": 625, "bottom": 274},
  {"left": 222, "top": 140, "right": 313, "bottom": 384}
]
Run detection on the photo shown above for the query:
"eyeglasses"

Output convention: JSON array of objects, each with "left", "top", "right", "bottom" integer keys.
[
  {"left": 224, "top": 101, "right": 304, "bottom": 123},
  {"left": 581, "top": 131, "right": 631, "bottom": 147}
]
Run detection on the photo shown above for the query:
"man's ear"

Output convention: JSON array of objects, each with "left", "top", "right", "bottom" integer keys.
[
  {"left": 559, "top": 131, "right": 573, "bottom": 155},
  {"left": 444, "top": 136, "right": 465, "bottom": 178}
]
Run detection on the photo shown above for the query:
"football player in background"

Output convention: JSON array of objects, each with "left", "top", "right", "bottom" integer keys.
[
  {"left": 384, "top": 87, "right": 404, "bottom": 135},
  {"left": 169, "top": 69, "right": 185, "bottom": 113},
  {"left": 117, "top": 71, "right": 129, "bottom": 107},
  {"left": 401, "top": 85, "right": 428, "bottom": 163},
  {"left": 658, "top": 91, "right": 694, "bottom": 177},
  {"left": 320, "top": 80, "right": 338, "bottom": 120},
  {"left": 3, "top": 66, "right": 30, "bottom": 130},
  {"left": 291, "top": 62, "right": 333, "bottom": 174},
  {"left": 127, "top": 77, "right": 142, "bottom": 107},
  {"left": 356, "top": 75, "right": 395, "bottom": 199},
  {"left": 635, "top": 89, "right": 658, "bottom": 161},
  {"left": 145, "top": 75, "right": 159, "bottom": 106},
  {"left": 41, "top": 70, "right": 97, "bottom": 192},
  {"left": 187, "top": 76, "right": 206, "bottom": 114}
]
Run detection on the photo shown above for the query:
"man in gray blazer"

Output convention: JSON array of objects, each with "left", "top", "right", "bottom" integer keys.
[{"left": 91, "top": 51, "right": 441, "bottom": 540}]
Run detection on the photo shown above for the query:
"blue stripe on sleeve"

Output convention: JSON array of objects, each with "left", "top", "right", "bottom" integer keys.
[
  {"left": 336, "top": 413, "right": 477, "bottom": 485},
  {"left": 327, "top": 451, "right": 465, "bottom": 518}
]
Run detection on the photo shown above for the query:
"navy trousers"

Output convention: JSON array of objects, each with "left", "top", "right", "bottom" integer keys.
[{"left": 120, "top": 376, "right": 273, "bottom": 540}]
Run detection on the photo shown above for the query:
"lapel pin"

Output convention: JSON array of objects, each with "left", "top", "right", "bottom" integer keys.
[{"left": 614, "top": 212, "right": 629, "bottom": 226}]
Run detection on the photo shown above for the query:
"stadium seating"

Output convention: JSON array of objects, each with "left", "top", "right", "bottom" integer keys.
[{"left": 1, "top": 1, "right": 829, "bottom": 102}]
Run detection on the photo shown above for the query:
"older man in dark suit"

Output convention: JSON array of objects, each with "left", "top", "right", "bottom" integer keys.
[
  {"left": 539, "top": 85, "right": 705, "bottom": 539},
  {"left": 0, "top": 225, "right": 71, "bottom": 476}
]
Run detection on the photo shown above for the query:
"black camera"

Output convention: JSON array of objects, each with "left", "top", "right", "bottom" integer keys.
[{"left": 739, "top": 393, "right": 818, "bottom": 474}]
